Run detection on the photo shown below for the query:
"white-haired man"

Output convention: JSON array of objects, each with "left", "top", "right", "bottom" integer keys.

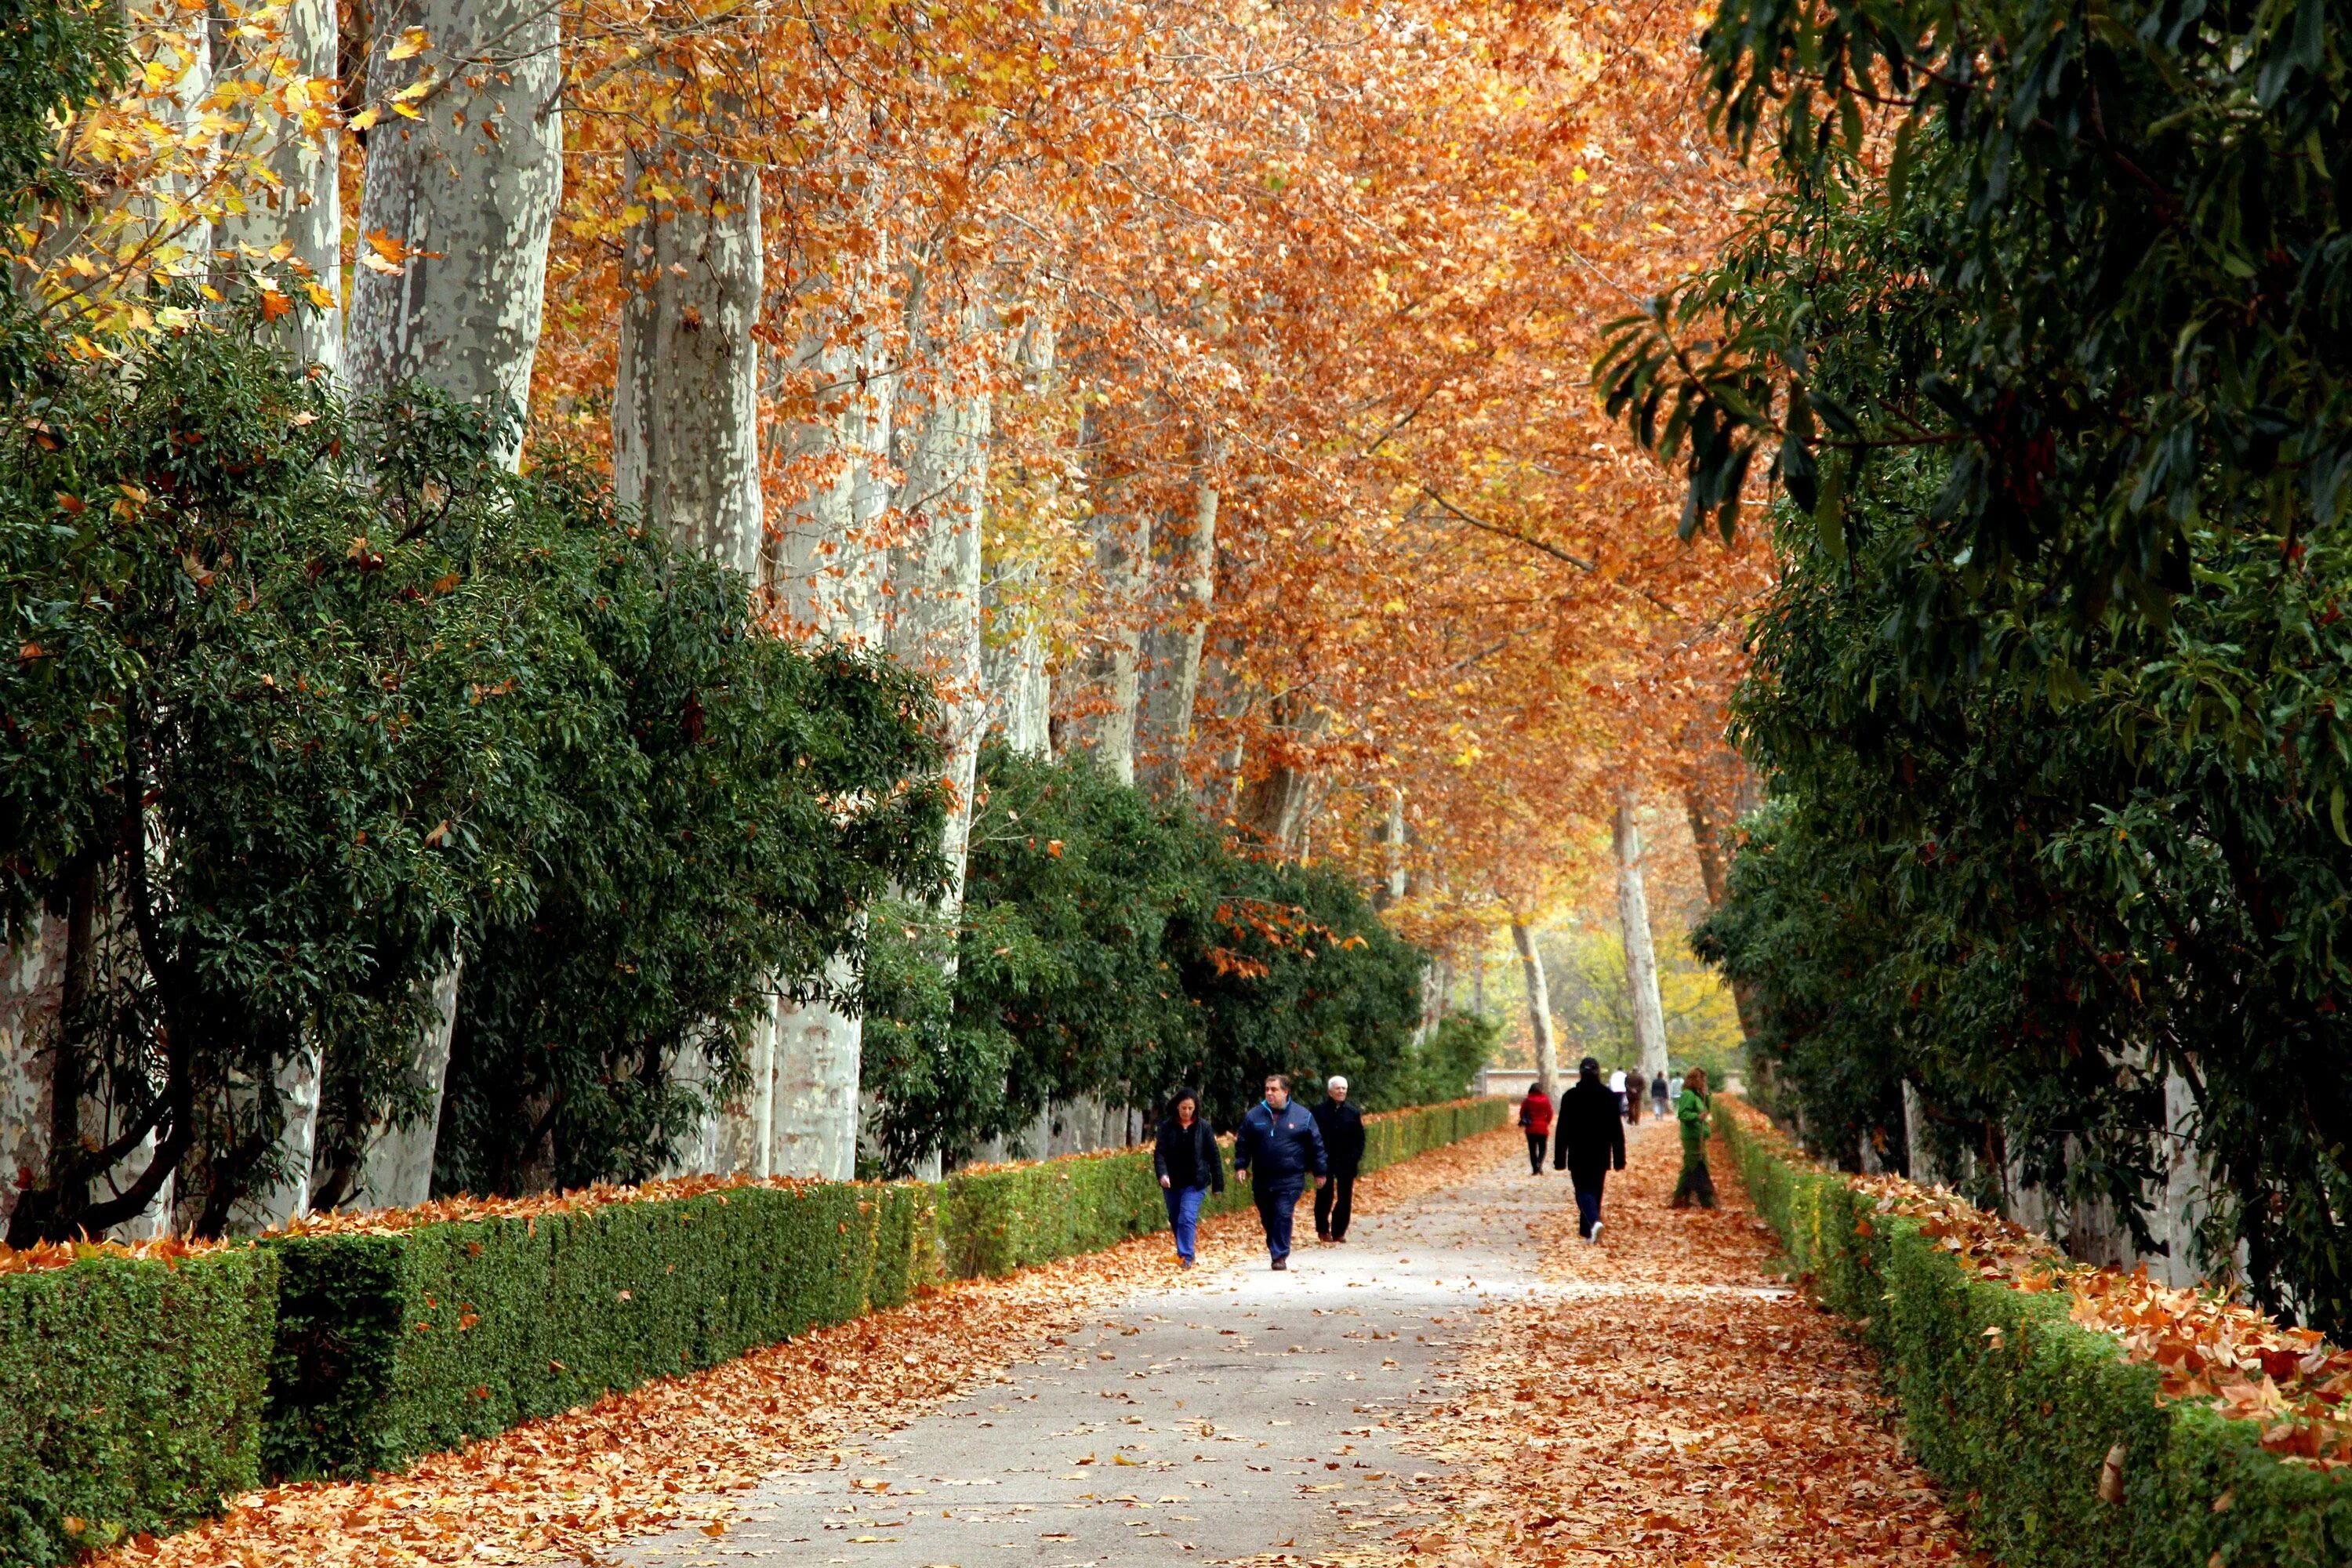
[{"left": 1312, "top": 1076, "right": 1367, "bottom": 1243}]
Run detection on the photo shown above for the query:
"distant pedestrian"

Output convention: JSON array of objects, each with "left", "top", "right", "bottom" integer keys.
[
  {"left": 1650, "top": 1071, "right": 1671, "bottom": 1120},
  {"left": 1312, "top": 1076, "right": 1367, "bottom": 1243},
  {"left": 1154, "top": 1087, "right": 1225, "bottom": 1269},
  {"left": 1519, "top": 1082, "right": 1554, "bottom": 1174},
  {"left": 1235, "top": 1073, "right": 1328, "bottom": 1270},
  {"left": 1671, "top": 1067, "right": 1718, "bottom": 1210},
  {"left": 1625, "top": 1069, "right": 1647, "bottom": 1124},
  {"left": 1557, "top": 1057, "right": 1627, "bottom": 1241},
  {"left": 1609, "top": 1068, "right": 1629, "bottom": 1120}
]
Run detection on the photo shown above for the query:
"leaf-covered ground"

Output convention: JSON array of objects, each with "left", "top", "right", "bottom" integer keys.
[
  {"left": 99, "top": 1124, "right": 1987, "bottom": 1567},
  {"left": 1371, "top": 1120, "right": 1983, "bottom": 1568}
]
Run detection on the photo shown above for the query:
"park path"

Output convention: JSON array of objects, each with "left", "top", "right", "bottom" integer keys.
[{"left": 107, "top": 1116, "right": 1980, "bottom": 1568}]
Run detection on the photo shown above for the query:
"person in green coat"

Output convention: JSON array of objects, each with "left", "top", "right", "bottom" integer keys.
[{"left": 1671, "top": 1066, "right": 1718, "bottom": 1210}]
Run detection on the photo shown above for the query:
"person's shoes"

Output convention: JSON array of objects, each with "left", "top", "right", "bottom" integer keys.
[
  {"left": 1589, "top": 1221, "right": 1603, "bottom": 1246},
  {"left": 1272, "top": 1258, "right": 1287, "bottom": 1271},
  {"left": 1316, "top": 1230, "right": 1331, "bottom": 1242}
]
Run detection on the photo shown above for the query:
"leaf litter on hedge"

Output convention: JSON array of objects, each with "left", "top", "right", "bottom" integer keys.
[{"left": 1730, "top": 1104, "right": 2352, "bottom": 1470}]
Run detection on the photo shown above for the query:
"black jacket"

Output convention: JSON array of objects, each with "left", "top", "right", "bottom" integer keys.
[
  {"left": 1559, "top": 1075, "right": 1627, "bottom": 1178},
  {"left": 1154, "top": 1115, "right": 1225, "bottom": 1192},
  {"left": 1312, "top": 1098, "right": 1367, "bottom": 1176}
]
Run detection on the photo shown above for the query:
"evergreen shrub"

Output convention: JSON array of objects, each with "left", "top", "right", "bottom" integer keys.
[
  {"left": 1718, "top": 1102, "right": 2352, "bottom": 1568},
  {"left": 0, "top": 1248, "right": 278, "bottom": 1568}
]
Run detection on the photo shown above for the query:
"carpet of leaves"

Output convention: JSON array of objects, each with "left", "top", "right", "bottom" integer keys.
[
  {"left": 1378, "top": 1122, "right": 1983, "bottom": 1568},
  {"left": 1719, "top": 1102, "right": 2352, "bottom": 1471},
  {"left": 94, "top": 1130, "right": 1516, "bottom": 1568}
]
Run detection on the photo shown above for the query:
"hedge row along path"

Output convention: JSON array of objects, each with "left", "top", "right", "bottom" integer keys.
[{"left": 98, "top": 1124, "right": 1976, "bottom": 1568}]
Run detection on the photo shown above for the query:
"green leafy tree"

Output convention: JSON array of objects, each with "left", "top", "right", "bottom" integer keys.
[{"left": 1610, "top": 0, "right": 2352, "bottom": 1328}]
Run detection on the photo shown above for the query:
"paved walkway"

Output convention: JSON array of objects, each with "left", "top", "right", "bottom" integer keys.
[{"left": 615, "top": 1131, "right": 1610, "bottom": 1567}]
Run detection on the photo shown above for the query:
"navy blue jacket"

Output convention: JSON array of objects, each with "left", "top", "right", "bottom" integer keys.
[{"left": 1236, "top": 1099, "right": 1327, "bottom": 1184}]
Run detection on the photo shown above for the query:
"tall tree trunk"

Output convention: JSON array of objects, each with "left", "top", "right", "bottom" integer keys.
[
  {"left": 1381, "top": 788, "right": 1407, "bottom": 906},
  {"left": 227, "top": 1043, "right": 323, "bottom": 1231},
  {"left": 0, "top": 916, "right": 67, "bottom": 1233},
  {"left": 612, "top": 154, "right": 764, "bottom": 1177},
  {"left": 613, "top": 159, "right": 763, "bottom": 575},
  {"left": 1511, "top": 920, "right": 1559, "bottom": 1104},
  {"left": 760, "top": 263, "right": 895, "bottom": 1181},
  {"left": 219, "top": 0, "right": 339, "bottom": 374},
  {"left": 1135, "top": 466, "right": 1218, "bottom": 800},
  {"left": 1686, "top": 788, "right": 1729, "bottom": 909},
  {"left": 1235, "top": 692, "right": 1323, "bottom": 852},
  {"left": 342, "top": 0, "right": 559, "bottom": 1203},
  {"left": 1614, "top": 793, "right": 1671, "bottom": 1084},
  {"left": 1082, "top": 506, "right": 1148, "bottom": 786},
  {"left": 883, "top": 296, "right": 993, "bottom": 1181},
  {"left": 346, "top": 0, "right": 563, "bottom": 453},
  {"left": 352, "top": 956, "right": 462, "bottom": 1207}
]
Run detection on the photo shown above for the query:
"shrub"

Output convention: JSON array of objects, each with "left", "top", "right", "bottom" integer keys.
[
  {"left": 260, "top": 1181, "right": 934, "bottom": 1480},
  {"left": 1718, "top": 1102, "right": 2352, "bottom": 1568},
  {"left": 0, "top": 1247, "right": 278, "bottom": 1568}
]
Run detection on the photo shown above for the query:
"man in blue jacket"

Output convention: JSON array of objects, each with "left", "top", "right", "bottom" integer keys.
[{"left": 1235, "top": 1073, "right": 1328, "bottom": 1269}]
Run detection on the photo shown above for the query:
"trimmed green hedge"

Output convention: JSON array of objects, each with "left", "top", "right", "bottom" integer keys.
[
  {"left": 938, "top": 1097, "right": 1510, "bottom": 1278},
  {"left": 0, "top": 1248, "right": 279, "bottom": 1568},
  {"left": 1717, "top": 1099, "right": 2352, "bottom": 1568},
  {"left": 0, "top": 1094, "right": 1504, "bottom": 1552},
  {"left": 263, "top": 1181, "right": 934, "bottom": 1481}
]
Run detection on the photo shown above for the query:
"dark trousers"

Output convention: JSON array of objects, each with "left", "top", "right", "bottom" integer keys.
[
  {"left": 1525, "top": 1131, "right": 1548, "bottom": 1174},
  {"left": 1672, "top": 1159, "right": 1718, "bottom": 1209},
  {"left": 1315, "top": 1172, "right": 1356, "bottom": 1240},
  {"left": 1571, "top": 1167, "right": 1607, "bottom": 1236},
  {"left": 1254, "top": 1178, "right": 1305, "bottom": 1261}
]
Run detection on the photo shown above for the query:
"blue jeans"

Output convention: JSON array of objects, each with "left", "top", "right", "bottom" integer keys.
[
  {"left": 1163, "top": 1184, "right": 1208, "bottom": 1261},
  {"left": 1573, "top": 1171, "right": 1607, "bottom": 1236},
  {"left": 1254, "top": 1178, "right": 1305, "bottom": 1261}
]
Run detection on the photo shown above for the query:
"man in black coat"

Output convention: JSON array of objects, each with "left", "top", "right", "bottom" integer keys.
[
  {"left": 1312, "top": 1076, "right": 1367, "bottom": 1242},
  {"left": 1555, "top": 1056, "right": 1627, "bottom": 1242}
]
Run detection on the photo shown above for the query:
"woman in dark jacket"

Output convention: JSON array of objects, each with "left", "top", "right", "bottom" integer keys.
[{"left": 1155, "top": 1087, "right": 1225, "bottom": 1268}]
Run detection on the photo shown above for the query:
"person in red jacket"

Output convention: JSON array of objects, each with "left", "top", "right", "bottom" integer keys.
[{"left": 1518, "top": 1082, "right": 1555, "bottom": 1174}]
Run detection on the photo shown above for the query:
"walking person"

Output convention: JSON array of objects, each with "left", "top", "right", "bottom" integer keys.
[
  {"left": 1154, "top": 1087, "right": 1224, "bottom": 1269},
  {"left": 1671, "top": 1066, "right": 1719, "bottom": 1210},
  {"left": 1519, "top": 1080, "right": 1554, "bottom": 1174},
  {"left": 1650, "top": 1069, "right": 1671, "bottom": 1120},
  {"left": 1556, "top": 1057, "right": 1626, "bottom": 1241},
  {"left": 1609, "top": 1066, "right": 1629, "bottom": 1120},
  {"left": 1312, "top": 1076, "right": 1366, "bottom": 1243},
  {"left": 1625, "top": 1068, "right": 1647, "bottom": 1124},
  {"left": 1234, "top": 1073, "right": 1327, "bottom": 1270}
]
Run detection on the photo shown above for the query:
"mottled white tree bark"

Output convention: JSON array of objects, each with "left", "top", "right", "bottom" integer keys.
[
  {"left": 346, "top": 0, "right": 563, "bottom": 453},
  {"left": 613, "top": 161, "right": 764, "bottom": 576},
  {"left": 340, "top": 0, "right": 559, "bottom": 1204},
  {"left": 354, "top": 956, "right": 461, "bottom": 1208},
  {"left": 760, "top": 276, "right": 898, "bottom": 1181},
  {"left": 228, "top": 1044, "right": 324, "bottom": 1231},
  {"left": 608, "top": 154, "right": 765, "bottom": 1177},
  {"left": 219, "top": 0, "right": 339, "bottom": 374},
  {"left": 0, "top": 919, "right": 66, "bottom": 1231},
  {"left": 1135, "top": 471, "right": 1218, "bottom": 801},
  {"left": 1512, "top": 920, "right": 1560, "bottom": 1105},
  {"left": 1613, "top": 794, "right": 1671, "bottom": 1085},
  {"left": 1081, "top": 506, "right": 1149, "bottom": 786}
]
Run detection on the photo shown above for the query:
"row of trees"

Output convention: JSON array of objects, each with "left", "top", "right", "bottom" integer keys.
[
  {"left": 1613, "top": 0, "right": 2352, "bottom": 1334},
  {"left": 1, "top": 0, "right": 1508, "bottom": 1234}
]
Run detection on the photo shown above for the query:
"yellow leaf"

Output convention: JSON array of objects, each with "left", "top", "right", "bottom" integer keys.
[
  {"left": 348, "top": 106, "right": 380, "bottom": 131},
  {"left": 387, "top": 27, "right": 430, "bottom": 60}
]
